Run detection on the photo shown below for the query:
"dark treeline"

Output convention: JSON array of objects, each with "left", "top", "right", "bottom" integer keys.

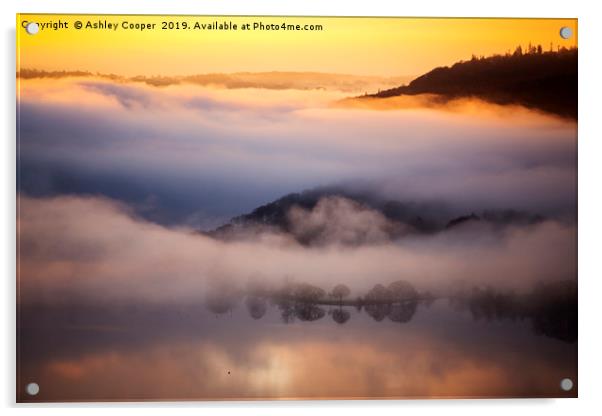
[{"left": 365, "top": 46, "right": 577, "bottom": 119}]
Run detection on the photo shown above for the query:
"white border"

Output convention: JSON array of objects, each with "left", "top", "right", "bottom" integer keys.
[{"left": 3, "top": 0, "right": 602, "bottom": 414}]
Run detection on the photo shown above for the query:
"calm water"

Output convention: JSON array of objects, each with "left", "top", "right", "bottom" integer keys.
[{"left": 17, "top": 297, "right": 577, "bottom": 401}]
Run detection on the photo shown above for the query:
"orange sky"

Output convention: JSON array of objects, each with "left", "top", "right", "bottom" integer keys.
[{"left": 17, "top": 15, "right": 577, "bottom": 77}]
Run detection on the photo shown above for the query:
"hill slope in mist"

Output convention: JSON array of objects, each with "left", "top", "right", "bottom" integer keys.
[
  {"left": 365, "top": 47, "right": 577, "bottom": 119},
  {"left": 208, "top": 188, "right": 544, "bottom": 245}
]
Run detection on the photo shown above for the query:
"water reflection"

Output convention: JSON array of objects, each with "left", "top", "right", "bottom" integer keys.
[
  {"left": 388, "top": 302, "right": 417, "bottom": 323},
  {"left": 364, "top": 303, "right": 390, "bottom": 322},
  {"left": 448, "top": 280, "right": 577, "bottom": 343},
  {"left": 205, "top": 279, "right": 575, "bottom": 343},
  {"left": 17, "top": 279, "right": 577, "bottom": 401},
  {"left": 245, "top": 296, "right": 267, "bottom": 320},
  {"left": 330, "top": 307, "right": 351, "bottom": 325}
]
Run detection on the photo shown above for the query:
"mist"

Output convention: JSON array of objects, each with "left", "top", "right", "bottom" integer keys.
[
  {"left": 17, "top": 76, "right": 576, "bottom": 229},
  {"left": 18, "top": 194, "right": 576, "bottom": 306}
]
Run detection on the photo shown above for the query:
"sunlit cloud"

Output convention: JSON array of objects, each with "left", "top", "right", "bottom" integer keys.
[{"left": 18, "top": 76, "right": 576, "bottom": 229}]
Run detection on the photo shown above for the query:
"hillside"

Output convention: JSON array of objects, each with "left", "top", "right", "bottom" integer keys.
[
  {"left": 208, "top": 188, "right": 544, "bottom": 245},
  {"left": 366, "top": 47, "right": 577, "bottom": 119}
]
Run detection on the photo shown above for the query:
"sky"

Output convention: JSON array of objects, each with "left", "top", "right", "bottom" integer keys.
[{"left": 17, "top": 15, "right": 577, "bottom": 76}]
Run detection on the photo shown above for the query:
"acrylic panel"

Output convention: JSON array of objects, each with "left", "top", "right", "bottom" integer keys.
[{"left": 16, "top": 15, "right": 578, "bottom": 402}]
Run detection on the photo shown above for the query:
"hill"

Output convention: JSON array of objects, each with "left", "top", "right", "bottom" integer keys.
[
  {"left": 208, "top": 188, "right": 544, "bottom": 245},
  {"left": 365, "top": 47, "right": 577, "bottom": 119}
]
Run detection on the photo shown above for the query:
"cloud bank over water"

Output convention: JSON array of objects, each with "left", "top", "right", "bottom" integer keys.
[
  {"left": 18, "top": 194, "right": 576, "bottom": 305},
  {"left": 18, "top": 76, "right": 576, "bottom": 229},
  {"left": 17, "top": 76, "right": 577, "bottom": 305}
]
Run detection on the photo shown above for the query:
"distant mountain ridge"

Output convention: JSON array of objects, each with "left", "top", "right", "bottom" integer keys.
[
  {"left": 18, "top": 69, "right": 412, "bottom": 93},
  {"left": 364, "top": 47, "right": 577, "bottom": 119}
]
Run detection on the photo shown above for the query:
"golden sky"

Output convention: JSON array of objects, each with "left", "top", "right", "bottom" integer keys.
[{"left": 17, "top": 15, "right": 577, "bottom": 77}]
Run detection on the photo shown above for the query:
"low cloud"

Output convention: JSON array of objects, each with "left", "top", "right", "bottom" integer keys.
[
  {"left": 287, "top": 196, "right": 408, "bottom": 246},
  {"left": 18, "top": 194, "right": 576, "bottom": 306},
  {"left": 17, "top": 76, "right": 577, "bottom": 228},
  {"left": 78, "top": 81, "right": 153, "bottom": 109}
]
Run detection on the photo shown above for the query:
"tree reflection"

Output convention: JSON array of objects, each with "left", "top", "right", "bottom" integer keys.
[
  {"left": 294, "top": 303, "right": 326, "bottom": 322},
  {"left": 388, "top": 301, "right": 417, "bottom": 323},
  {"left": 275, "top": 299, "right": 296, "bottom": 324},
  {"left": 245, "top": 295, "right": 267, "bottom": 320},
  {"left": 204, "top": 281, "right": 241, "bottom": 317},
  {"left": 449, "top": 279, "right": 577, "bottom": 343},
  {"left": 364, "top": 303, "right": 390, "bottom": 322},
  {"left": 531, "top": 280, "right": 577, "bottom": 343},
  {"left": 272, "top": 298, "right": 326, "bottom": 323},
  {"left": 330, "top": 307, "right": 351, "bottom": 325},
  {"left": 202, "top": 278, "right": 576, "bottom": 343},
  {"left": 205, "top": 293, "right": 238, "bottom": 316}
]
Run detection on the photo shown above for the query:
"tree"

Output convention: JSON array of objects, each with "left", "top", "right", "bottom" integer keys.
[
  {"left": 330, "top": 284, "right": 351, "bottom": 303},
  {"left": 365, "top": 284, "right": 391, "bottom": 303},
  {"left": 387, "top": 280, "right": 418, "bottom": 302},
  {"left": 292, "top": 282, "right": 326, "bottom": 302}
]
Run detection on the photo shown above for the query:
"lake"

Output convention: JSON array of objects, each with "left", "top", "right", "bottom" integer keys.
[{"left": 17, "top": 295, "right": 577, "bottom": 401}]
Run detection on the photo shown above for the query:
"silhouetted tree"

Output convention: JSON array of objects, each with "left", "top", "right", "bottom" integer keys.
[
  {"left": 367, "top": 47, "right": 577, "bottom": 119},
  {"left": 387, "top": 280, "right": 418, "bottom": 301},
  {"left": 330, "top": 284, "right": 351, "bottom": 303},
  {"left": 365, "top": 284, "right": 391, "bottom": 303},
  {"left": 292, "top": 282, "right": 326, "bottom": 302}
]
